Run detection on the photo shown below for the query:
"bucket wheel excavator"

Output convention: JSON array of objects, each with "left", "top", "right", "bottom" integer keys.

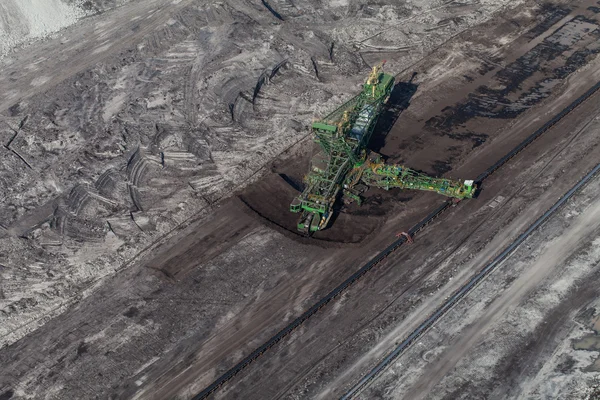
[{"left": 290, "top": 62, "right": 476, "bottom": 234}]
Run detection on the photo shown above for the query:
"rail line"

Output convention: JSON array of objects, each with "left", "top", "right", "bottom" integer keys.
[
  {"left": 192, "top": 80, "right": 600, "bottom": 400},
  {"left": 341, "top": 161, "right": 600, "bottom": 399}
]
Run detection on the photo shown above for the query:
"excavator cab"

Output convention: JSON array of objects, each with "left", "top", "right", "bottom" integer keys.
[{"left": 290, "top": 197, "right": 302, "bottom": 213}]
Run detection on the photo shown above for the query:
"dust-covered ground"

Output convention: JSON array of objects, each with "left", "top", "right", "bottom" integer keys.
[
  {"left": 0, "top": 0, "right": 128, "bottom": 58},
  {"left": 0, "top": 0, "right": 524, "bottom": 349},
  {"left": 354, "top": 171, "right": 600, "bottom": 400},
  {"left": 2, "top": 0, "right": 600, "bottom": 399}
]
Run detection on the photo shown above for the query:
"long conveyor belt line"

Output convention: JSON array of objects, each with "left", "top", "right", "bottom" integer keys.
[
  {"left": 342, "top": 161, "right": 600, "bottom": 399},
  {"left": 192, "top": 79, "right": 600, "bottom": 400},
  {"left": 192, "top": 202, "right": 450, "bottom": 400}
]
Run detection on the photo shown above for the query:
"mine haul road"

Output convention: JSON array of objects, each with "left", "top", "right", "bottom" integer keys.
[{"left": 3, "top": 0, "right": 600, "bottom": 400}]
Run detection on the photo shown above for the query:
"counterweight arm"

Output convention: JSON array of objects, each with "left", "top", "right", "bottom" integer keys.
[{"left": 358, "top": 157, "right": 476, "bottom": 199}]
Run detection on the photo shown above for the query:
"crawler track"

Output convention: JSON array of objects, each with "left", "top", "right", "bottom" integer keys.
[{"left": 192, "top": 80, "right": 600, "bottom": 400}]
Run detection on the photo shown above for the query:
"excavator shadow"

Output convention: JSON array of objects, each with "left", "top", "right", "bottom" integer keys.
[
  {"left": 239, "top": 169, "right": 384, "bottom": 245},
  {"left": 472, "top": 181, "right": 484, "bottom": 199},
  {"left": 370, "top": 73, "right": 419, "bottom": 153}
]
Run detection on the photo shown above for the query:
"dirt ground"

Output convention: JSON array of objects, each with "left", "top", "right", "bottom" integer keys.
[
  {"left": 220, "top": 6, "right": 600, "bottom": 396},
  {"left": 351, "top": 166, "right": 600, "bottom": 400},
  {"left": 3, "top": 0, "right": 600, "bottom": 399}
]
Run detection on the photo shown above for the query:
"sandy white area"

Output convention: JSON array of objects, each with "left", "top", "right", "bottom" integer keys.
[{"left": 0, "top": 0, "right": 86, "bottom": 58}]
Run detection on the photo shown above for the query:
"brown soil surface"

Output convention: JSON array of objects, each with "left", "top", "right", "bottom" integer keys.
[{"left": 4, "top": 1, "right": 600, "bottom": 400}]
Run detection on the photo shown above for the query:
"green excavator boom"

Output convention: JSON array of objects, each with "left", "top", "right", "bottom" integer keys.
[
  {"left": 358, "top": 155, "right": 476, "bottom": 199},
  {"left": 290, "top": 62, "right": 395, "bottom": 234}
]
